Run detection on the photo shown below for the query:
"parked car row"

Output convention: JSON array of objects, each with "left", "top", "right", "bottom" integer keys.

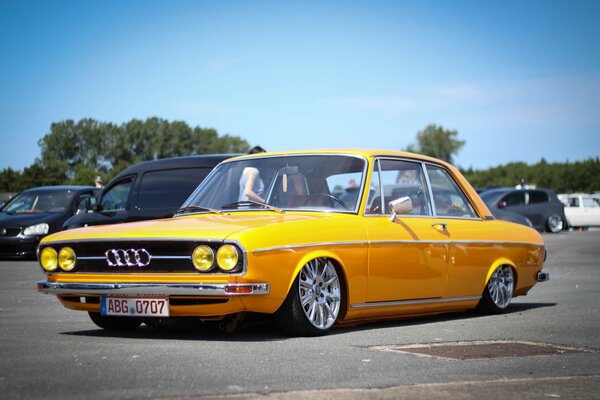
[{"left": 1, "top": 154, "right": 233, "bottom": 258}]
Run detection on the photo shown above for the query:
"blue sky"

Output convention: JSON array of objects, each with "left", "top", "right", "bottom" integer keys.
[{"left": 1, "top": 0, "right": 599, "bottom": 172}]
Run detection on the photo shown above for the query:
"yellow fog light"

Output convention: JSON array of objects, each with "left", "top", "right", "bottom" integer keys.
[
  {"left": 192, "top": 245, "right": 214, "bottom": 272},
  {"left": 58, "top": 247, "right": 77, "bottom": 271},
  {"left": 216, "top": 244, "right": 239, "bottom": 272},
  {"left": 40, "top": 247, "right": 58, "bottom": 272}
]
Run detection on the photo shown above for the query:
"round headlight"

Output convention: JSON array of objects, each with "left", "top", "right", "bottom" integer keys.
[
  {"left": 216, "top": 244, "right": 239, "bottom": 272},
  {"left": 192, "top": 245, "right": 214, "bottom": 272},
  {"left": 40, "top": 247, "right": 58, "bottom": 272},
  {"left": 58, "top": 247, "right": 77, "bottom": 271}
]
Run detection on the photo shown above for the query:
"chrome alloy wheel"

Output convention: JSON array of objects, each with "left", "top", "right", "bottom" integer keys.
[
  {"left": 487, "top": 265, "right": 514, "bottom": 309},
  {"left": 547, "top": 214, "right": 564, "bottom": 233},
  {"left": 298, "top": 258, "right": 341, "bottom": 330}
]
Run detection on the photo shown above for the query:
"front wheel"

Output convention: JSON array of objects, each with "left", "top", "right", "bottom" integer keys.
[
  {"left": 88, "top": 312, "right": 142, "bottom": 331},
  {"left": 477, "top": 265, "right": 515, "bottom": 314},
  {"left": 546, "top": 213, "right": 564, "bottom": 233},
  {"left": 276, "top": 258, "right": 342, "bottom": 336}
]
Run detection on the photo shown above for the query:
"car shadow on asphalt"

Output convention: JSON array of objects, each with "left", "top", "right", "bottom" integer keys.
[{"left": 59, "top": 302, "right": 556, "bottom": 342}]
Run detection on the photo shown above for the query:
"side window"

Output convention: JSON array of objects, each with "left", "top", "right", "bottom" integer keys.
[
  {"left": 583, "top": 198, "right": 599, "bottom": 208},
  {"left": 529, "top": 190, "right": 549, "bottom": 203},
  {"left": 501, "top": 191, "right": 525, "bottom": 206},
  {"left": 99, "top": 177, "right": 134, "bottom": 212},
  {"left": 137, "top": 168, "right": 212, "bottom": 210},
  {"left": 426, "top": 165, "right": 476, "bottom": 218},
  {"left": 366, "top": 159, "right": 431, "bottom": 216}
]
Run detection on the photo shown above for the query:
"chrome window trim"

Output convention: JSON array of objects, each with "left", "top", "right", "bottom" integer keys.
[
  {"left": 179, "top": 153, "right": 369, "bottom": 216},
  {"left": 422, "top": 162, "right": 437, "bottom": 215},
  {"left": 364, "top": 157, "right": 435, "bottom": 217},
  {"left": 350, "top": 295, "right": 481, "bottom": 309},
  {"left": 423, "top": 162, "right": 479, "bottom": 219}
]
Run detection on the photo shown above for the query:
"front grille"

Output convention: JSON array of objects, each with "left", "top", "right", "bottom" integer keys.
[
  {"left": 40, "top": 240, "right": 244, "bottom": 274},
  {"left": 0, "top": 227, "right": 22, "bottom": 237}
]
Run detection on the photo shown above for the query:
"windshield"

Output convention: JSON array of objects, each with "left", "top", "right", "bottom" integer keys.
[
  {"left": 181, "top": 154, "right": 367, "bottom": 213},
  {"left": 2, "top": 190, "right": 76, "bottom": 213}
]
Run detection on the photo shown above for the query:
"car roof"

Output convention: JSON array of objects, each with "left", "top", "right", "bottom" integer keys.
[
  {"left": 226, "top": 149, "right": 449, "bottom": 166},
  {"left": 112, "top": 154, "right": 237, "bottom": 179},
  {"left": 21, "top": 186, "right": 98, "bottom": 192}
]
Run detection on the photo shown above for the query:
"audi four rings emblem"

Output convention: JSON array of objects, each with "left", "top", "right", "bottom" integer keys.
[{"left": 105, "top": 248, "right": 152, "bottom": 267}]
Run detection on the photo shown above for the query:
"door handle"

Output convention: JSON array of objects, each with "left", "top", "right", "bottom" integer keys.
[{"left": 431, "top": 222, "right": 448, "bottom": 233}]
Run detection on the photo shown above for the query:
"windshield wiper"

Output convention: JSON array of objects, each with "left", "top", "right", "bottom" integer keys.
[
  {"left": 220, "top": 200, "right": 284, "bottom": 214},
  {"left": 175, "top": 205, "right": 223, "bottom": 215}
]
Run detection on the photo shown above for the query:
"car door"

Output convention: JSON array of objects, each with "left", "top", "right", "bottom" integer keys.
[
  {"left": 365, "top": 158, "right": 448, "bottom": 303},
  {"left": 582, "top": 197, "right": 600, "bottom": 226},
  {"left": 499, "top": 190, "right": 529, "bottom": 222},
  {"left": 423, "top": 164, "right": 492, "bottom": 299}
]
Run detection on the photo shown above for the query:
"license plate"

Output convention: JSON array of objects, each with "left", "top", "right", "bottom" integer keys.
[{"left": 101, "top": 297, "right": 170, "bottom": 317}]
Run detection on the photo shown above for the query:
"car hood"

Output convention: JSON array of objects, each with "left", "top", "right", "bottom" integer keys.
[
  {"left": 41, "top": 212, "right": 339, "bottom": 244},
  {"left": 0, "top": 212, "right": 60, "bottom": 228}
]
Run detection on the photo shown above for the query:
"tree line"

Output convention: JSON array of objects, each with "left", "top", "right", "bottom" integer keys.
[
  {"left": 0, "top": 118, "right": 249, "bottom": 192},
  {"left": 405, "top": 124, "right": 599, "bottom": 193},
  {"left": 1, "top": 120, "right": 597, "bottom": 194}
]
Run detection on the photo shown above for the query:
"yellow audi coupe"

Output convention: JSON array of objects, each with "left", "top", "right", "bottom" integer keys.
[{"left": 37, "top": 150, "right": 549, "bottom": 336}]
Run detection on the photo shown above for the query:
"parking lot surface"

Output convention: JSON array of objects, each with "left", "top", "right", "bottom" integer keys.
[{"left": 1, "top": 231, "right": 599, "bottom": 399}]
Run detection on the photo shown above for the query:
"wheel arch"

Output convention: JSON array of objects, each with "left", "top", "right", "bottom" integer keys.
[
  {"left": 484, "top": 258, "right": 518, "bottom": 290},
  {"left": 283, "top": 250, "right": 350, "bottom": 320}
]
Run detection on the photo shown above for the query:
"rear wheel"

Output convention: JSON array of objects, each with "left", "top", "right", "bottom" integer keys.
[
  {"left": 477, "top": 265, "right": 515, "bottom": 313},
  {"left": 546, "top": 213, "right": 564, "bottom": 233},
  {"left": 88, "top": 312, "right": 142, "bottom": 331},
  {"left": 276, "top": 258, "right": 342, "bottom": 336}
]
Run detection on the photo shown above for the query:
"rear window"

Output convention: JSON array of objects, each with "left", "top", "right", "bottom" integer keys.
[{"left": 137, "top": 168, "right": 212, "bottom": 209}]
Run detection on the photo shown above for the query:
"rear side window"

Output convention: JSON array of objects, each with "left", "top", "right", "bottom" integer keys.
[
  {"left": 529, "top": 190, "right": 549, "bottom": 203},
  {"left": 137, "top": 168, "right": 212, "bottom": 210},
  {"left": 426, "top": 165, "right": 476, "bottom": 218}
]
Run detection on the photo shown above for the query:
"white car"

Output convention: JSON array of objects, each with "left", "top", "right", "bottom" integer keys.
[{"left": 558, "top": 193, "right": 600, "bottom": 228}]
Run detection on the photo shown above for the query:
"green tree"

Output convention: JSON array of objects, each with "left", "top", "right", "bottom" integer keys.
[{"left": 405, "top": 124, "right": 465, "bottom": 164}]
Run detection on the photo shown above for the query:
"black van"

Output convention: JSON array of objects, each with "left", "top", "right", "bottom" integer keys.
[{"left": 62, "top": 154, "right": 233, "bottom": 230}]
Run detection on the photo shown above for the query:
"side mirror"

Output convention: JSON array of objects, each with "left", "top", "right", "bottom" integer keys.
[{"left": 388, "top": 196, "right": 413, "bottom": 222}]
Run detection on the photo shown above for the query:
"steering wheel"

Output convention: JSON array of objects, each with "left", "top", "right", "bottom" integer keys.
[{"left": 303, "top": 193, "right": 347, "bottom": 209}]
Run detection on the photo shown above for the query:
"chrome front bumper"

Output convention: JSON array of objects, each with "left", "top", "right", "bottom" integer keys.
[
  {"left": 536, "top": 271, "right": 550, "bottom": 282},
  {"left": 37, "top": 281, "right": 270, "bottom": 297}
]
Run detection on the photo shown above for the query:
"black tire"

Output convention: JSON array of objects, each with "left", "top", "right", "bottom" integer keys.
[
  {"left": 546, "top": 213, "right": 564, "bottom": 233},
  {"left": 275, "top": 258, "right": 342, "bottom": 336},
  {"left": 88, "top": 312, "right": 142, "bottom": 331},
  {"left": 477, "top": 265, "right": 515, "bottom": 314}
]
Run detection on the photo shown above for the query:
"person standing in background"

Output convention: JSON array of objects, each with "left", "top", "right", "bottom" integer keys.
[{"left": 238, "top": 146, "right": 266, "bottom": 202}]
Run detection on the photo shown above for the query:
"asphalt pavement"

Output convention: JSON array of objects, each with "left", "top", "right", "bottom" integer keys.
[{"left": 0, "top": 231, "right": 599, "bottom": 400}]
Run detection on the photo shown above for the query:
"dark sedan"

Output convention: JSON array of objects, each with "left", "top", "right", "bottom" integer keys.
[
  {"left": 479, "top": 187, "right": 567, "bottom": 233},
  {"left": 0, "top": 186, "right": 99, "bottom": 258}
]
